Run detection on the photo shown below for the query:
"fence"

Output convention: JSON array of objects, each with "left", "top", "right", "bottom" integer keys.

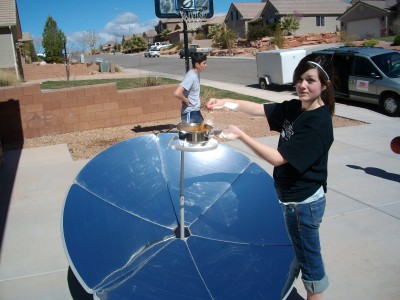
[{"left": 0, "top": 82, "right": 180, "bottom": 143}]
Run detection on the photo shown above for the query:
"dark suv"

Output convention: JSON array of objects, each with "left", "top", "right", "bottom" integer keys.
[{"left": 312, "top": 47, "right": 400, "bottom": 116}]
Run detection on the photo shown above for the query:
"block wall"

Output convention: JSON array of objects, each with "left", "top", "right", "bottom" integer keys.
[
  {"left": 0, "top": 83, "right": 180, "bottom": 142},
  {"left": 22, "top": 63, "right": 96, "bottom": 81}
]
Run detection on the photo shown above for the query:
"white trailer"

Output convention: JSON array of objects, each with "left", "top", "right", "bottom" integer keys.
[{"left": 256, "top": 49, "right": 306, "bottom": 88}]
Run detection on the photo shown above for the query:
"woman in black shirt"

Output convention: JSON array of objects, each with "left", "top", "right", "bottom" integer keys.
[{"left": 206, "top": 54, "right": 335, "bottom": 300}]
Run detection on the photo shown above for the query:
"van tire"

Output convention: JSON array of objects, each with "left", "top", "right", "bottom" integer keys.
[
  {"left": 259, "top": 79, "right": 267, "bottom": 90},
  {"left": 380, "top": 93, "right": 400, "bottom": 116}
]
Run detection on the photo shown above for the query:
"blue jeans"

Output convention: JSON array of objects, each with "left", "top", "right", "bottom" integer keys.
[
  {"left": 181, "top": 111, "right": 203, "bottom": 124},
  {"left": 280, "top": 195, "right": 329, "bottom": 297}
]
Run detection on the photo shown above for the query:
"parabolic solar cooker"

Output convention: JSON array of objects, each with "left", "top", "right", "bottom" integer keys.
[{"left": 62, "top": 129, "right": 295, "bottom": 299}]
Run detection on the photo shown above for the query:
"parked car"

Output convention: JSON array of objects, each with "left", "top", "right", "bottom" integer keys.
[
  {"left": 179, "top": 44, "right": 211, "bottom": 58},
  {"left": 312, "top": 47, "right": 400, "bottom": 116},
  {"left": 151, "top": 42, "right": 172, "bottom": 50},
  {"left": 144, "top": 47, "right": 160, "bottom": 58}
]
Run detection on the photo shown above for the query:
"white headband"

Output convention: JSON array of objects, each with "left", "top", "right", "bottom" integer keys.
[{"left": 307, "top": 61, "right": 329, "bottom": 81}]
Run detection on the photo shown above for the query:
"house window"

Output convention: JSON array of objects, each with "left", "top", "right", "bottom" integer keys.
[
  {"left": 316, "top": 16, "right": 325, "bottom": 27},
  {"left": 231, "top": 10, "right": 239, "bottom": 21}
]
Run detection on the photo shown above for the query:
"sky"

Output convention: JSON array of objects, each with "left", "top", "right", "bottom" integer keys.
[{"left": 16, "top": 0, "right": 257, "bottom": 51}]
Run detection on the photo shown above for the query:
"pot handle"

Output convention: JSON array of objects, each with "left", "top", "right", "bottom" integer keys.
[
  {"left": 209, "top": 130, "right": 222, "bottom": 137},
  {"left": 178, "top": 131, "right": 188, "bottom": 140}
]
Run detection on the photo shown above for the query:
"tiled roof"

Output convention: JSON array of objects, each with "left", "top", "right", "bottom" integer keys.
[
  {"left": 205, "top": 15, "right": 225, "bottom": 25},
  {"left": 269, "top": 0, "right": 350, "bottom": 15},
  {"left": 362, "top": 0, "right": 388, "bottom": 10},
  {"left": 0, "top": 0, "right": 17, "bottom": 27},
  {"left": 232, "top": 3, "right": 266, "bottom": 19},
  {"left": 144, "top": 29, "right": 157, "bottom": 38}
]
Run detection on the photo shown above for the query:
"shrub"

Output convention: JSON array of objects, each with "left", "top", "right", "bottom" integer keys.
[
  {"left": 137, "top": 75, "right": 162, "bottom": 87},
  {"left": 393, "top": 35, "right": 400, "bottom": 46},
  {"left": 247, "top": 24, "right": 272, "bottom": 41},
  {"left": 200, "top": 86, "right": 216, "bottom": 109},
  {"left": 272, "top": 26, "right": 284, "bottom": 48},
  {"left": 195, "top": 32, "right": 206, "bottom": 40},
  {"left": 0, "top": 69, "right": 20, "bottom": 87},
  {"left": 340, "top": 30, "right": 356, "bottom": 46},
  {"left": 114, "top": 65, "right": 122, "bottom": 72},
  {"left": 362, "top": 39, "right": 379, "bottom": 47}
]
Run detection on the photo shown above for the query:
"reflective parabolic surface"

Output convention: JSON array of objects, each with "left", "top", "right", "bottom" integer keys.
[{"left": 62, "top": 133, "right": 294, "bottom": 299}]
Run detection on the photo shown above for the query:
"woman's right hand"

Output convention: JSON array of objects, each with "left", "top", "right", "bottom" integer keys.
[{"left": 206, "top": 98, "right": 220, "bottom": 112}]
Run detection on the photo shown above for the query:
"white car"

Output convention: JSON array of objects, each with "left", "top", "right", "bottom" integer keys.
[{"left": 144, "top": 47, "right": 160, "bottom": 58}]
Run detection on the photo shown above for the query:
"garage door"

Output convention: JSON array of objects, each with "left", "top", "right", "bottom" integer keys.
[{"left": 347, "top": 18, "right": 380, "bottom": 39}]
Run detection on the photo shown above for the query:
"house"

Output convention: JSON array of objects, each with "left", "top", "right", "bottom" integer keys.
[
  {"left": 157, "top": 14, "right": 223, "bottom": 44},
  {"left": 256, "top": 0, "right": 350, "bottom": 35},
  {"left": 225, "top": 2, "right": 266, "bottom": 38},
  {"left": 0, "top": 0, "right": 23, "bottom": 79},
  {"left": 100, "top": 41, "right": 116, "bottom": 53},
  {"left": 155, "top": 18, "right": 182, "bottom": 35},
  {"left": 202, "top": 15, "right": 226, "bottom": 37},
  {"left": 226, "top": 0, "right": 350, "bottom": 39},
  {"left": 142, "top": 29, "right": 158, "bottom": 46},
  {"left": 338, "top": 0, "right": 399, "bottom": 39}
]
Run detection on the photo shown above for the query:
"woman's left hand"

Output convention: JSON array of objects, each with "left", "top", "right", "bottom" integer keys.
[{"left": 218, "top": 125, "right": 243, "bottom": 141}]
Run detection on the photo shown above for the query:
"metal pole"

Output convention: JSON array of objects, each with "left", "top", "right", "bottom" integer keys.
[
  {"left": 183, "top": 22, "right": 190, "bottom": 73},
  {"left": 64, "top": 43, "right": 70, "bottom": 85},
  {"left": 179, "top": 151, "right": 185, "bottom": 239}
]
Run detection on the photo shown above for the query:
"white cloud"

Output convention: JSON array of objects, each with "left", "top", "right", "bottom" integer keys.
[
  {"left": 64, "top": 12, "right": 160, "bottom": 50},
  {"left": 104, "top": 12, "right": 158, "bottom": 37}
]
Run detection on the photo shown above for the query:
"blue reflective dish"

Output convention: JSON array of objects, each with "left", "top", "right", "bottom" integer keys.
[{"left": 62, "top": 133, "right": 294, "bottom": 299}]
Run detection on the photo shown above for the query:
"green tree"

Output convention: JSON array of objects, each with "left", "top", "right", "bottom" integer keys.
[
  {"left": 42, "top": 16, "right": 66, "bottom": 63},
  {"left": 21, "top": 40, "right": 38, "bottom": 63},
  {"left": 160, "top": 29, "right": 171, "bottom": 41},
  {"left": 123, "top": 36, "right": 147, "bottom": 53},
  {"left": 281, "top": 16, "right": 300, "bottom": 36}
]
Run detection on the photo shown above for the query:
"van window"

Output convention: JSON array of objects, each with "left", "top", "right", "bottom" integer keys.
[
  {"left": 332, "top": 54, "right": 354, "bottom": 93},
  {"left": 371, "top": 52, "right": 400, "bottom": 78},
  {"left": 353, "top": 57, "right": 378, "bottom": 78}
]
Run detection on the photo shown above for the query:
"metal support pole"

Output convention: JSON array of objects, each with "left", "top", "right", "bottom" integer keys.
[
  {"left": 64, "top": 43, "right": 70, "bottom": 85},
  {"left": 183, "top": 22, "right": 190, "bottom": 73},
  {"left": 179, "top": 151, "right": 185, "bottom": 239}
]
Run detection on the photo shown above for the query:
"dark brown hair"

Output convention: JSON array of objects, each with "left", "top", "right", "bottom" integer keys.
[
  {"left": 293, "top": 54, "right": 335, "bottom": 116},
  {"left": 191, "top": 52, "right": 207, "bottom": 68}
]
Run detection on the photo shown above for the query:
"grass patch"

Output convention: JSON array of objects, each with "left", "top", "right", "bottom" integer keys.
[
  {"left": 201, "top": 86, "right": 267, "bottom": 107},
  {"left": 41, "top": 77, "right": 269, "bottom": 104},
  {"left": 377, "top": 36, "right": 395, "bottom": 43},
  {"left": 40, "top": 77, "right": 179, "bottom": 90}
]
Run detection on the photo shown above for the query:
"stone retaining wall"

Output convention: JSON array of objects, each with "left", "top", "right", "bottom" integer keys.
[
  {"left": 0, "top": 83, "right": 180, "bottom": 143},
  {"left": 22, "top": 63, "right": 98, "bottom": 81}
]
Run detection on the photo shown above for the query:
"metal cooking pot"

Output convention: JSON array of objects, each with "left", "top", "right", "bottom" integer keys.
[{"left": 177, "top": 123, "right": 213, "bottom": 145}]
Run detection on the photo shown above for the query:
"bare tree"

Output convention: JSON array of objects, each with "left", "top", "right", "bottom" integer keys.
[
  {"left": 32, "top": 36, "right": 44, "bottom": 55},
  {"left": 80, "top": 30, "right": 100, "bottom": 54}
]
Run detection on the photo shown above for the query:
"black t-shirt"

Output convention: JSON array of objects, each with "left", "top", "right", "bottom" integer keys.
[{"left": 264, "top": 100, "right": 334, "bottom": 203}]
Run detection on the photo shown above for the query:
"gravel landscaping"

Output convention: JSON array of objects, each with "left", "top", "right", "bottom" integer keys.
[{"left": 11, "top": 108, "right": 365, "bottom": 161}]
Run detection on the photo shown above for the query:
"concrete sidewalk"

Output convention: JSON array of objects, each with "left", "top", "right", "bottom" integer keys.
[{"left": 0, "top": 78, "right": 399, "bottom": 299}]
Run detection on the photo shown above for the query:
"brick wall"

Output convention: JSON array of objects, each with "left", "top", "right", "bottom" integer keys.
[
  {"left": 0, "top": 83, "right": 180, "bottom": 143},
  {"left": 22, "top": 63, "right": 97, "bottom": 81}
]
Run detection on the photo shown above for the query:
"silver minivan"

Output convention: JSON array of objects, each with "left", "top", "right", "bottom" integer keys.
[{"left": 312, "top": 47, "right": 400, "bottom": 116}]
